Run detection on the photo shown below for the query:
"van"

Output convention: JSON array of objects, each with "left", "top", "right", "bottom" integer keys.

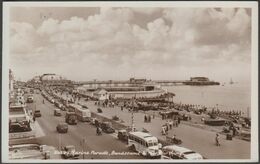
[
  {"left": 54, "top": 109, "right": 61, "bottom": 116},
  {"left": 34, "top": 110, "right": 41, "bottom": 117}
]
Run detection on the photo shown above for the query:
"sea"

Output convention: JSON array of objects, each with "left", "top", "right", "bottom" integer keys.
[{"left": 163, "top": 82, "right": 251, "bottom": 116}]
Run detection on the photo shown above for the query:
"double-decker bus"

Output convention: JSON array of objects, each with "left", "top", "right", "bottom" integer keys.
[
  {"left": 128, "top": 131, "right": 162, "bottom": 158},
  {"left": 67, "top": 104, "right": 91, "bottom": 122}
]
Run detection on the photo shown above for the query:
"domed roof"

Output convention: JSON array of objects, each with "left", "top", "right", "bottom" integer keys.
[{"left": 41, "top": 74, "right": 65, "bottom": 81}]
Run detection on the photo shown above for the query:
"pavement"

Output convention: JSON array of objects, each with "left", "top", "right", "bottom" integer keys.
[
  {"left": 24, "top": 93, "right": 145, "bottom": 160},
  {"left": 77, "top": 99, "right": 250, "bottom": 159}
]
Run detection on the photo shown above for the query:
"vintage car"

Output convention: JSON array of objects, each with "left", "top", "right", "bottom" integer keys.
[
  {"left": 97, "top": 108, "right": 103, "bottom": 113},
  {"left": 56, "top": 123, "right": 68, "bottom": 133},
  {"left": 82, "top": 105, "right": 88, "bottom": 109},
  {"left": 117, "top": 129, "right": 128, "bottom": 142},
  {"left": 162, "top": 145, "right": 203, "bottom": 160},
  {"left": 9, "top": 144, "right": 52, "bottom": 160},
  {"left": 61, "top": 145, "right": 79, "bottom": 159},
  {"left": 26, "top": 95, "right": 34, "bottom": 103},
  {"left": 100, "top": 122, "right": 115, "bottom": 133},
  {"left": 65, "top": 112, "right": 77, "bottom": 125},
  {"left": 34, "top": 109, "right": 41, "bottom": 117},
  {"left": 54, "top": 108, "right": 62, "bottom": 116},
  {"left": 9, "top": 122, "right": 32, "bottom": 133}
]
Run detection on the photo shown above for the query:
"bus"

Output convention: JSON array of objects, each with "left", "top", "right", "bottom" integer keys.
[
  {"left": 128, "top": 131, "right": 162, "bottom": 158},
  {"left": 67, "top": 104, "right": 91, "bottom": 122}
]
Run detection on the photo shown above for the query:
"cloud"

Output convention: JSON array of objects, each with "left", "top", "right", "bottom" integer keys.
[
  {"left": 9, "top": 7, "right": 251, "bottom": 81},
  {"left": 10, "top": 22, "right": 36, "bottom": 54},
  {"left": 37, "top": 18, "right": 60, "bottom": 36},
  {"left": 131, "top": 8, "right": 162, "bottom": 15}
]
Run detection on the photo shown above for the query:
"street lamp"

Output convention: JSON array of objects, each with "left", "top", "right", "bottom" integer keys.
[
  {"left": 80, "top": 137, "right": 87, "bottom": 159},
  {"left": 131, "top": 94, "right": 136, "bottom": 132},
  {"left": 59, "top": 133, "right": 62, "bottom": 151}
]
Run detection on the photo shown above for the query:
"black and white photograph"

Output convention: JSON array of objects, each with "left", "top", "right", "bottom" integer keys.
[{"left": 2, "top": 1, "right": 258, "bottom": 163}]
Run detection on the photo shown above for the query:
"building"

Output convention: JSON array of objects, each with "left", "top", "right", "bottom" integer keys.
[
  {"left": 183, "top": 77, "right": 220, "bottom": 85},
  {"left": 9, "top": 69, "right": 14, "bottom": 92},
  {"left": 76, "top": 84, "right": 165, "bottom": 100},
  {"left": 129, "top": 78, "right": 147, "bottom": 84},
  {"left": 190, "top": 77, "right": 210, "bottom": 82},
  {"left": 92, "top": 89, "right": 109, "bottom": 100},
  {"left": 27, "top": 73, "right": 72, "bottom": 87}
]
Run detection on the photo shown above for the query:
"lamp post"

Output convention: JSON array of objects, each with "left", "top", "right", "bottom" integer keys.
[
  {"left": 81, "top": 137, "right": 87, "bottom": 159},
  {"left": 131, "top": 94, "right": 136, "bottom": 132},
  {"left": 59, "top": 133, "right": 62, "bottom": 151}
]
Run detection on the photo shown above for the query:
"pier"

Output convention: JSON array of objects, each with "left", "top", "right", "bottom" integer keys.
[{"left": 73, "top": 78, "right": 219, "bottom": 88}]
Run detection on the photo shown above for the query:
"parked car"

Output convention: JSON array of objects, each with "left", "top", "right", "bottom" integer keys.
[
  {"left": 9, "top": 122, "right": 31, "bottom": 133},
  {"left": 97, "top": 108, "right": 103, "bottom": 113},
  {"left": 117, "top": 130, "right": 128, "bottom": 142},
  {"left": 51, "top": 99, "right": 55, "bottom": 104},
  {"left": 27, "top": 96, "right": 34, "bottom": 103},
  {"left": 162, "top": 145, "right": 203, "bottom": 160},
  {"left": 9, "top": 144, "right": 52, "bottom": 160},
  {"left": 100, "top": 122, "right": 115, "bottom": 133},
  {"left": 34, "top": 109, "right": 41, "bottom": 117},
  {"left": 82, "top": 105, "right": 88, "bottom": 109},
  {"left": 54, "top": 108, "right": 62, "bottom": 116},
  {"left": 61, "top": 145, "right": 79, "bottom": 159},
  {"left": 56, "top": 123, "right": 68, "bottom": 133}
]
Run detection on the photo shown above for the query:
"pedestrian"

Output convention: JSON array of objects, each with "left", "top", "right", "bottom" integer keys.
[
  {"left": 121, "top": 106, "right": 123, "bottom": 111},
  {"left": 144, "top": 115, "right": 147, "bottom": 122},
  {"left": 178, "top": 117, "right": 181, "bottom": 124},
  {"left": 175, "top": 120, "right": 178, "bottom": 127},
  {"left": 153, "top": 112, "right": 155, "bottom": 119},
  {"left": 33, "top": 116, "right": 36, "bottom": 122},
  {"left": 216, "top": 133, "right": 220, "bottom": 146},
  {"left": 169, "top": 120, "right": 173, "bottom": 129},
  {"left": 162, "top": 127, "right": 166, "bottom": 135},
  {"left": 232, "top": 128, "right": 236, "bottom": 136},
  {"left": 148, "top": 115, "right": 151, "bottom": 122}
]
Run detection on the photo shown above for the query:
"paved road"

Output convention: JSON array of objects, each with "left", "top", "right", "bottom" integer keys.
[{"left": 27, "top": 93, "right": 144, "bottom": 160}]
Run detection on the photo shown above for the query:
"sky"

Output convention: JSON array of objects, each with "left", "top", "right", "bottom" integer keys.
[{"left": 9, "top": 7, "right": 252, "bottom": 83}]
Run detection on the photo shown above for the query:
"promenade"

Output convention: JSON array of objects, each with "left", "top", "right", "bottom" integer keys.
[{"left": 79, "top": 100, "right": 250, "bottom": 159}]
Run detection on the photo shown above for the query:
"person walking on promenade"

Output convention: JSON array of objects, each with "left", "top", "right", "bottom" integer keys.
[
  {"left": 161, "top": 126, "right": 166, "bottom": 135},
  {"left": 216, "top": 133, "right": 220, "bottom": 146},
  {"left": 153, "top": 112, "right": 155, "bottom": 119},
  {"left": 165, "top": 123, "right": 169, "bottom": 132},
  {"left": 33, "top": 115, "right": 36, "bottom": 122},
  {"left": 121, "top": 106, "right": 123, "bottom": 111},
  {"left": 169, "top": 120, "right": 173, "bottom": 129},
  {"left": 144, "top": 115, "right": 147, "bottom": 122}
]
